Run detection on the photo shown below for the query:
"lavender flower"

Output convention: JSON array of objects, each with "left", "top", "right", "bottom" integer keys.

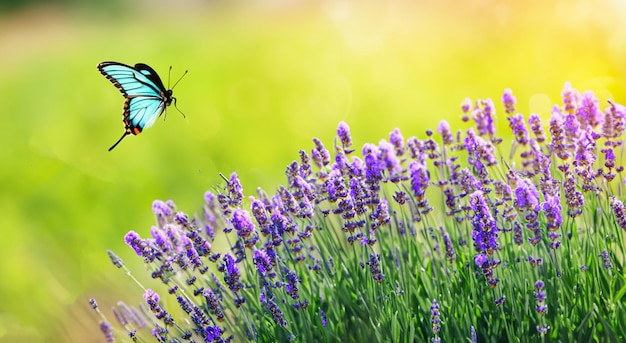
[
  {"left": 561, "top": 82, "right": 579, "bottom": 114},
  {"left": 389, "top": 128, "right": 405, "bottom": 156},
  {"left": 312, "top": 137, "right": 331, "bottom": 168},
  {"left": 221, "top": 253, "right": 242, "bottom": 292},
  {"left": 603, "top": 101, "right": 626, "bottom": 145},
  {"left": 564, "top": 170, "right": 584, "bottom": 218},
  {"left": 441, "top": 227, "right": 456, "bottom": 263},
  {"left": 611, "top": 197, "right": 626, "bottom": 229},
  {"left": 508, "top": 113, "right": 529, "bottom": 145},
  {"left": 232, "top": 208, "right": 256, "bottom": 240},
  {"left": 94, "top": 85, "right": 626, "bottom": 342},
  {"left": 528, "top": 113, "right": 546, "bottom": 143},
  {"left": 320, "top": 309, "right": 327, "bottom": 327},
  {"left": 436, "top": 120, "right": 454, "bottom": 146},
  {"left": 473, "top": 98, "right": 496, "bottom": 137},
  {"left": 378, "top": 139, "right": 402, "bottom": 179},
  {"left": 502, "top": 88, "right": 516, "bottom": 114},
  {"left": 409, "top": 161, "right": 429, "bottom": 200},
  {"left": 227, "top": 172, "right": 244, "bottom": 208},
  {"left": 337, "top": 121, "right": 353, "bottom": 153},
  {"left": 431, "top": 299, "right": 441, "bottom": 337},
  {"left": 253, "top": 248, "right": 273, "bottom": 275},
  {"left": 99, "top": 321, "right": 114, "bottom": 343},
  {"left": 533, "top": 280, "right": 548, "bottom": 336},
  {"left": 107, "top": 249, "right": 124, "bottom": 268},
  {"left": 152, "top": 199, "right": 173, "bottom": 219},
  {"left": 601, "top": 249, "right": 612, "bottom": 269},
  {"left": 263, "top": 293, "right": 287, "bottom": 327},
  {"left": 370, "top": 199, "right": 390, "bottom": 230},
  {"left": 577, "top": 90, "right": 602, "bottom": 129},
  {"left": 366, "top": 253, "right": 385, "bottom": 282},
  {"left": 203, "top": 288, "right": 225, "bottom": 322},
  {"left": 549, "top": 107, "right": 570, "bottom": 161},
  {"left": 470, "top": 191, "right": 499, "bottom": 254},
  {"left": 143, "top": 289, "right": 173, "bottom": 325}
]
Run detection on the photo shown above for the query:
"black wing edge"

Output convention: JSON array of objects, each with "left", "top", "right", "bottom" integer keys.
[{"left": 97, "top": 61, "right": 137, "bottom": 97}]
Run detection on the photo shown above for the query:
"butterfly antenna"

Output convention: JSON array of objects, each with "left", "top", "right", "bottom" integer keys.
[
  {"left": 171, "top": 69, "right": 188, "bottom": 90},
  {"left": 109, "top": 131, "right": 130, "bottom": 151},
  {"left": 168, "top": 66, "right": 172, "bottom": 88}
]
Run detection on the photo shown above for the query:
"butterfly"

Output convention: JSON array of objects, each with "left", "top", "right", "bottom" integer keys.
[{"left": 97, "top": 61, "right": 186, "bottom": 151}]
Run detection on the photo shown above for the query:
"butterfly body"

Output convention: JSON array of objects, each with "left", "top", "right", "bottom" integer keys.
[{"left": 98, "top": 61, "right": 180, "bottom": 151}]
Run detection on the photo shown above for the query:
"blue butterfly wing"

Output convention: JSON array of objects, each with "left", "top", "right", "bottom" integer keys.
[
  {"left": 125, "top": 96, "right": 166, "bottom": 130},
  {"left": 98, "top": 62, "right": 167, "bottom": 99},
  {"left": 98, "top": 62, "right": 174, "bottom": 151}
]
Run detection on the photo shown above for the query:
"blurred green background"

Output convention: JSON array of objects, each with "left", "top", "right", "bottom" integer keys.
[{"left": 1, "top": 0, "right": 625, "bottom": 341}]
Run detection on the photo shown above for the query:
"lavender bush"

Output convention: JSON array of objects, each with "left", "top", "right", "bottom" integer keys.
[{"left": 91, "top": 83, "right": 626, "bottom": 342}]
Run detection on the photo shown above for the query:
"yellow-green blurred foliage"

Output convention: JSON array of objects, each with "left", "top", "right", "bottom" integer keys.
[{"left": 0, "top": 0, "right": 625, "bottom": 341}]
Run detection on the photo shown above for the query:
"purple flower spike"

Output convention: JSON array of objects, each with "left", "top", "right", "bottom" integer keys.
[
  {"left": 576, "top": 90, "right": 602, "bottom": 129},
  {"left": 441, "top": 228, "right": 456, "bottom": 263},
  {"left": 337, "top": 121, "right": 353, "bottom": 153},
  {"left": 473, "top": 98, "right": 496, "bottom": 137},
  {"left": 227, "top": 172, "right": 244, "bottom": 208},
  {"left": 366, "top": 254, "right": 385, "bottom": 282},
  {"left": 222, "top": 254, "right": 242, "bottom": 292},
  {"left": 470, "top": 191, "right": 499, "bottom": 254},
  {"left": 611, "top": 197, "right": 626, "bottom": 229},
  {"left": 203, "top": 288, "right": 225, "bottom": 322},
  {"left": 515, "top": 180, "right": 539, "bottom": 212},
  {"left": 378, "top": 140, "right": 401, "bottom": 178},
  {"left": 99, "top": 321, "right": 114, "bottom": 343},
  {"left": 502, "top": 88, "right": 516, "bottom": 114},
  {"left": 124, "top": 231, "right": 144, "bottom": 256},
  {"left": 143, "top": 289, "right": 170, "bottom": 324},
  {"left": 349, "top": 157, "right": 365, "bottom": 178},
  {"left": 603, "top": 148, "right": 616, "bottom": 171},
  {"left": 389, "top": 128, "right": 405, "bottom": 156},
  {"left": 537, "top": 325, "right": 550, "bottom": 335},
  {"left": 474, "top": 253, "right": 488, "bottom": 268},
  {"left": 602, "top": 249, "right": 613, "bottom": 269},
  {"left": 312, "top": 137, "right": 331, "bottom": 168},
  {"left": 285, "top": 270, "right": 301, "bottom": 300},
  {"left": 204, "top": 190, "right": 216, "bottom": 206},
  {"left": 363, "top": 143, "right": 382, "bottom": 182},
  {"left": 253, "top": 249, "right": 273, "bottom": 275},
  {"left": 152, "top": 200, "right": 173, "bottom": 218},
  {"left": 564, "top": 171, "right": 584, "bottom": 218},
  {"left": 528, "top": 113, "right": 546, "bottom": 143},
  {"left": 143, "top": 288, "right": 160, "bottom": 304},
  {"left": 174, "top": 211, "right": 190, "bottom": 227},
  {"left": 265, "top": 295, "right": 287, "bottom": 327},
  {"left": 250, "top": 198, "right": 269, "bottom": 230},
  {"left": 436, "top": 120, "right": 453, "bottom": 146},
  {"left": 533, "top": 280, "right": 547, "bottom": 316},
  {"left": 508, "top": 113, "right": 529, "bottom": 145},
  {"left": 561, "top": 82, "right": 579, "bottom": 114},
  {"left": 370, "top": 199, "right": 390, "bottom": 229},
  {"left": 232, "top": 209, "right": 256, "bottom": 239},
  {"left": 430, "top": 299, "right": 441, "bottom": 335},
  {"left": 603, "top": 101, "right": 626, "bottom": 144},
  {"left": 542, "top": 195, "right": 562, "bottom": 232},
  {"left": 409, "top": 161, "right": 429, "bottom": 199}
]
